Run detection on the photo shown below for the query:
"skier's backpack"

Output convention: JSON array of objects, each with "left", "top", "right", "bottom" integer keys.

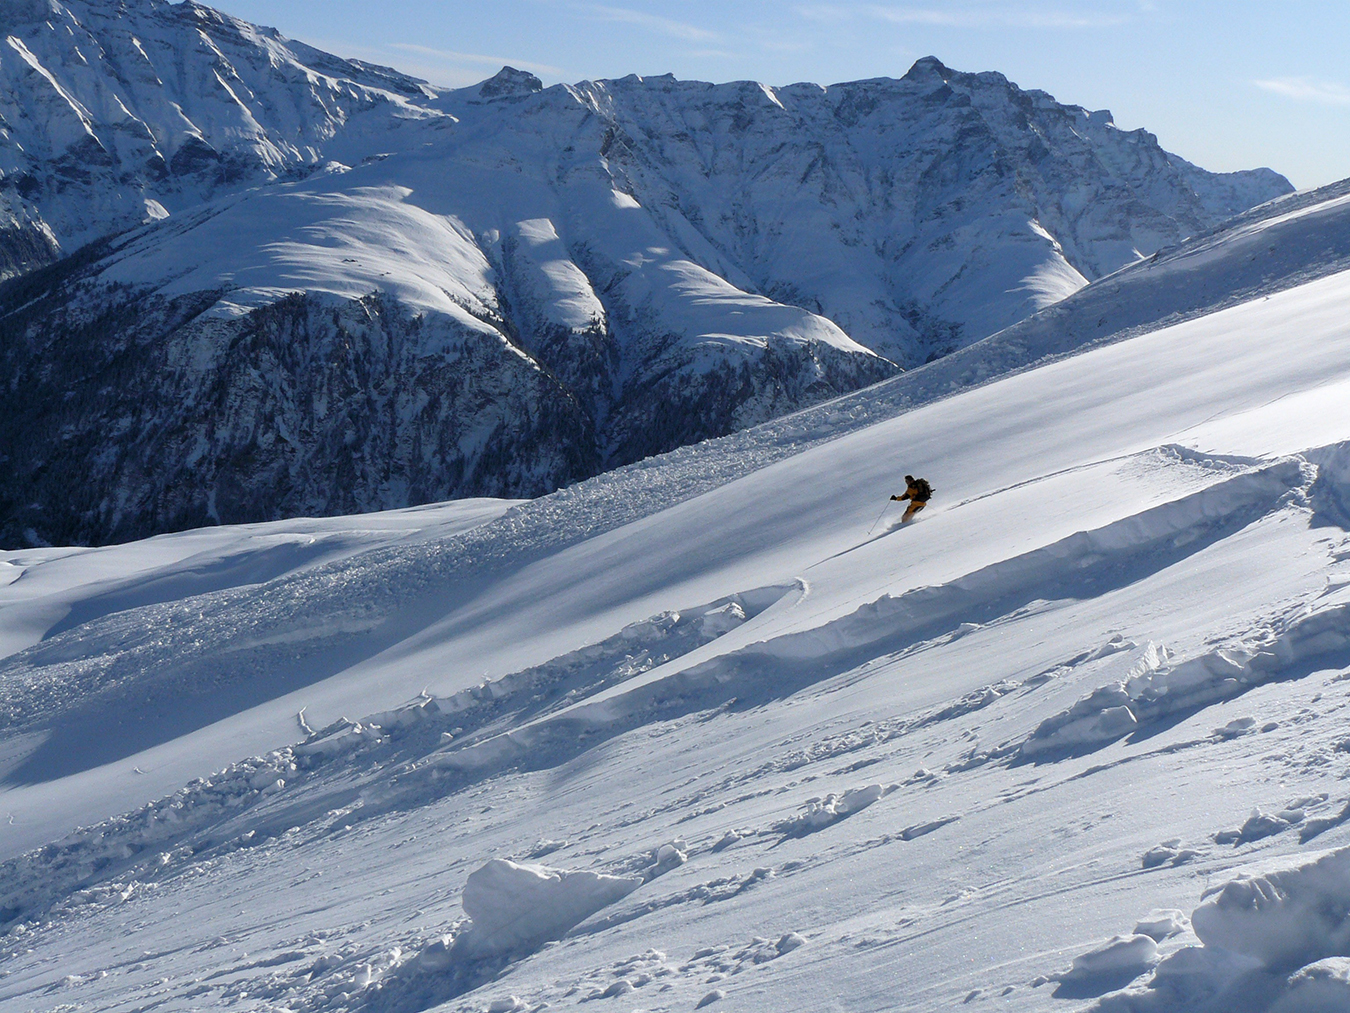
[{"left": 913, "top": 478, "right": 933, "bottom": 501}]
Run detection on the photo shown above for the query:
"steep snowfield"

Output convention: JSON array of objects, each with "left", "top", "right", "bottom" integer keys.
[
  {"left": 3, "top": 207, "right": 1350, "bottom": 1012},
  {"left": 803, "top": 174, "right": 1350, "bottom": 434},
  {"left": 972, "top": 176, "right": 1350, "bottom": 369}
]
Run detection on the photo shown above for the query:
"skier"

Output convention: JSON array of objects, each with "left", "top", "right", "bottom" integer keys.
[{"left": 890, "top": 475, "right": 932, "bottom": 524}]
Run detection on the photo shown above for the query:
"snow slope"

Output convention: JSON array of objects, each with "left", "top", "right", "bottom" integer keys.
[{"left": 3, "top": 205, "right": 1350, "bottom": 1011}]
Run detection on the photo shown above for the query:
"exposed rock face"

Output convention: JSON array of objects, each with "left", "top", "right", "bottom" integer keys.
[
  {"left": 0, "top": 275, "right": 594, "bottom": 546},
  {"left": 478, "top": 66, "right": 544, "bottom": 98},
  {"left": 0, "top": 227, "right": 890, "bottom": 546},
  {"left": 0, "top": 3, "right": 1294, "bottom": 546},
  {"left": 0, "top": 194, "right": 58, "bottom": 279}
]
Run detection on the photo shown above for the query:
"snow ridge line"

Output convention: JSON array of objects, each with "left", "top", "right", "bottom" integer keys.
[
  {"left": 1021, "top": 603, "right": 1350, "bottom": 760},
  {"left": 429, "top": 456, "right": 1309, "bottom": 779}
]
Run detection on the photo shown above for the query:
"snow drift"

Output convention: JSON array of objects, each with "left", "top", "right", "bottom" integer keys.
[
  {"left": 1092, "top": 846, "right": 1350, "bottom": 1011},
  {"left": 457, "top": 860, "right": 642, "bottom": 957}
]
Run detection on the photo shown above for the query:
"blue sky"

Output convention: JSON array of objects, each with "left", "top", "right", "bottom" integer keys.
[{"left": 212, "top": 0, "right": 1350, "bottom": 189}]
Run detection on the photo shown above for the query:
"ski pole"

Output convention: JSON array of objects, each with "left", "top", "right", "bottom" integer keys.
[{"left": 867, "top": 499, "right": 891, "bottom": 535}]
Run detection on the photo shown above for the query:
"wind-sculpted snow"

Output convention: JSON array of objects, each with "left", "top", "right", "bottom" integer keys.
[
  {"left": 1020, "top": 450, "right": 1350, "bottom": 759},
  {"left": 1079, "top": 846, "right": 1350, "bottom": 1011}
]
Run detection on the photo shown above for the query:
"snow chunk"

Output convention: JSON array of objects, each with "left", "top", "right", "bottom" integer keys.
[
  {"left": 651, "top": 840, "right": 687, "bottom": 875},
  {"left": 1020, "top": 685, "right": 1138, "bottom": 757},
  {"left": 1062, "top": 934, "right": 1158, "bottom": 982},
  {"left": 293, "top": 721, "right": 383, "bottom": 757},
  {"left": 775, "top": 784, "right": 883, "bottom": 837},
  {"left": 1214, "top": 807, "right": 1299, "bottom": 846},
  {"left": 1273, "top": 957, "right": 1350, "bottom": 1012},
  {"left": 459, "top": 859, "right": 642, "bottom": 956},
  {"left": 1134, "top": 910, "right": 1189, "bottom": 941},
  {"left": 1191, "top": 846, "right": 1350, "bottom": 969},
  {"left": 1214, "top": 716, "right": 1257, "bottom": 739},
  {"left": 711, "top": 830, "right": 743, "bottom": 851},
  {"left": 1083, "top": 845, "right": 1350, "bottom": 1010},
  {"left": 415, "top": 936, "right": 456, "bottom": 972},
  {"left": 1022, "top": 593, "right": 1350, "bottom": 759},
  {"left": 1142, "top": 842, "right": 1181, "bottom": 869}
]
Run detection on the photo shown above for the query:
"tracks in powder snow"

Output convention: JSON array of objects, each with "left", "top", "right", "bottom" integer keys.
[
  {"left": 424, "top": 454, "right": 1309, "bottom": 782},
  {"left": 0, "top": 449, "right": 1321, "bottom": 936}
]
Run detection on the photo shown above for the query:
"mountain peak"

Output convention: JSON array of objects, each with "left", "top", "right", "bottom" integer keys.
[
  {"left": 479, "top": 66, "right": 544, "bottom": 99},
  {"left": 903, "top": 55, "right": 952, "bottom": 82}
]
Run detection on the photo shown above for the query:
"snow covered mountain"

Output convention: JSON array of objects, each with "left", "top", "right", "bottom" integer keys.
[
  {"left": 0, "top": 182, "right": 890, "bottom": 546},
  {"left": 0, "top": 15, "right": 1292, "bottom": 548},
  {"left": 0, "top": 3, "right": 1292, "bottom": 358},
  {"left": 533, "top": 57, "right": 1290, "bottom": 362},
  {"left": 0, "top": 0, "right": 435, "bottom": 258},
  {"left": 2, "top": 161, "right": 1350, "bottom": 1013}
]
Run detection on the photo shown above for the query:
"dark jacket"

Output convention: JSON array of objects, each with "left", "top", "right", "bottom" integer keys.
[{"left": 896, "top": 478, "right": 930, "bottom": 504}]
